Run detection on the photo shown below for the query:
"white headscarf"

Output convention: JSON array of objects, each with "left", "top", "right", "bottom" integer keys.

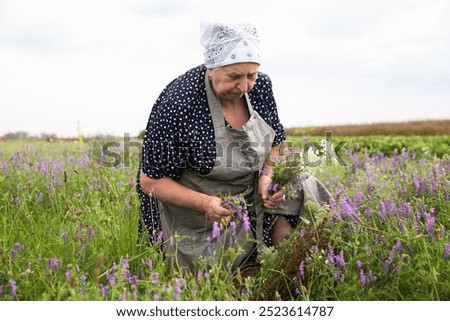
[{"left": 200, "top": 21, "right": 261, "bottom": 69}]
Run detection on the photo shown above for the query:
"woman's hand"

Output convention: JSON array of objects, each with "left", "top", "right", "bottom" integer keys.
[
  {"left": 258, "top": 174, "right": 286, "bottom": 210},
  {"left": 201, "top": 195, "right": 233, "bottom": 222}
]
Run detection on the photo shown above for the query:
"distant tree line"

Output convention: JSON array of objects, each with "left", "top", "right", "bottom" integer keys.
[{"left": 2, "top": 131, "right": 58, "bottom": 141}]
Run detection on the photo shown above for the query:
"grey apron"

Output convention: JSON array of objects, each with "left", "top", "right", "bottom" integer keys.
[{"left": 159, "top": 73, "right": 275, "bottom": 271}]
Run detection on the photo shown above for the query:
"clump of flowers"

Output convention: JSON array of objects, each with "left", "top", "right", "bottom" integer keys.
[
  {"left": 220, "top": 194, "right": 251, "bottom": 231},
  {"left": 264, "top": 148, "right": 305, "bottom": 199}
]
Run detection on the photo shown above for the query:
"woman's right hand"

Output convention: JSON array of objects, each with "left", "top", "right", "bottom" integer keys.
[{"left": 202, "top": 195, "right": 233, "bottom": 222}]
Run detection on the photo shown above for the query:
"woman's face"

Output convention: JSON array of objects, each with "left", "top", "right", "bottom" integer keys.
[{"left": 208, "top": 63, "right": 259, "bottom": 102}]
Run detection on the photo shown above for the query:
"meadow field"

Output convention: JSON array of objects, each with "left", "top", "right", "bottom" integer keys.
[{"left": 0, "top": 129, "right": 449, "bottom": 301}]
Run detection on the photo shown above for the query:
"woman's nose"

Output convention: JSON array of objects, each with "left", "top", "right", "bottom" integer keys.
[{"left": 237, "top": 79, "right": 249, "bottom": 93}]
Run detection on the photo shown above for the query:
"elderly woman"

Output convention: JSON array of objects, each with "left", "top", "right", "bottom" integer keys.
[{"left": 137, "top": 21, "right": 330, "bottom": 271}]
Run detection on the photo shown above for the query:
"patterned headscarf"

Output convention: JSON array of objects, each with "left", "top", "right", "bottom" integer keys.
[{"left": 200, "top": 21, "right": 261, "bottom": 69}]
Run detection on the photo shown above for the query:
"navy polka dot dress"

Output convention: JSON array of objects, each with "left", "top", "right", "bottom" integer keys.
[{"left": 136, "top": 64, "right": 295, "bottom": 246}]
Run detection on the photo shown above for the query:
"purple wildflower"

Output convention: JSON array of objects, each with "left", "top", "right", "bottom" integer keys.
[
  {"left": 356, "top": 260, "right": 366, "bottom": 287},
  {"left": 298, "top": 229, "right": 306, "bottom": 238},
  {"left": 150, "top": 272, "right": 159, "bottom": 286},
  {"left": 147, "top": 259, "right": 153, "bottom": 272},
  {"left": 236, "top": 205, "right": 243, "bottom": 219},
  {"left": 100, "top": 284, "right": 109, "bottom": 299},
  {"left": 46, "top": 258, "right": 59, "bottom": 274},
  {"left": 406, "top": 243, "right": 413, "bottom": 256},
  {"left": 120, "top": 257, "right": 132, "bottom": 283},
  {"left": 80, "top": 274, "right": 87, "bottom": 293},
  {"left": 35, "top": 192, "right": 44, "bottom": 202},
  {"left": 364, "top": 207, "right": 372, "bottom": 221},
  {"left": 413, "top": 211, "right": 422, "bottom": 233},
  {"left": 107, "top": 262, "right": 117, "bottom": 287},
  {"left": 39, "top": 161, "right": 48, "bottom": 176},
  {"left": 212, "top": 221, "right": 221, "bottom": 240},
  {"left": 383, "top": 246, "right": 396, "bottom": 277},
  {"left": 11, "top": 244, "right": 19, "bottom": 261},
  {"left": 173, "top": 286, "right": 182, "bottom": 300},
  {"left": 356, "top": 260, "right": 363, "bottom": 270},
  {"left": 268, "top": 183, "right": 279, "bottom": 194},
  {"left": 335, "top": 250, "right": 345, "bottom": 268},
  {"left": 54, "top": 159, "right": 64, "bottom": 173},
  {"left": 334, "top": 270, "right": 341, "bottom": 282},
  {"left": 9, "top": 279, "right": 17, "bottom": 301},
  {"left": 444, "top": 244, "right": 450, "bottom": 260},
  {"left": 326, "top": 244, "right": 335, "bottom": 265},
  {"left": 65, "top": 269, "right": 72, "bottom": 282},
  {"left": 412, "top": 176, "right": 427, "bottom": 196},
  {"left": 397, "top": 218, "right": 406, "bottom": 232},
  {"left": 156, "top": 230, "right": 163, "bottom": 244},
  {"left": 176, "top": 278, "right": 186, "bottom": 287},
  {"left": 399, "top": 202, "right": 412, "bottom": 219},
  {"left": 368, "top": 270, "right": 378, "bottom": 284},
  {"left": 394, "top": 181, "right": 407, "bottom": 194},
  {"left": 353, "top": 187, "right": 363, "bottom": 207},
  {"left": 229, "top": 220, "right": 236, "bottom": 235},
  {"left": 427, "top": 172, "right": 437, "bottom": 196},
  {"left": 334, "top": 187, "right": 345, "bottom": 199},
  {"left": 298, "top": 261, "right": 305, "bottom": 280},
  {"left": 242, "top": 214, "right": 251, "bottom": 232},
  {"left": 424, "top": 209, "right": 436, "bottom": 241}
]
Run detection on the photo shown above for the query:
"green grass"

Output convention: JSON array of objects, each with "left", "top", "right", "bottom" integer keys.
[{"left": 0, "top": 137, "right": 449, "bottom": 300}]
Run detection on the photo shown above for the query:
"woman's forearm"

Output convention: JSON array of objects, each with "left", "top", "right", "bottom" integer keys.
[{"left": 140, "top": 171, "right": 209, "bottom": 213}]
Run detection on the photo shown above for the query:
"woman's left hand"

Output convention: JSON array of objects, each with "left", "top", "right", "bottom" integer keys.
[{"left": 258, "top": 174, "right": 285, "bottom": 210}]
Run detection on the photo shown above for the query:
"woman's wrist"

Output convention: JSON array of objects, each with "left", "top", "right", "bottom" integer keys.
[{"left": 199, "top": 194, "right": 213, "bottom": 213}]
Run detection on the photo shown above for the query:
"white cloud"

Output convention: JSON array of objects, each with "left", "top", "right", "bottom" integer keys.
[{"left": 0, "top": 0, "right": 449, "bottom": 137}]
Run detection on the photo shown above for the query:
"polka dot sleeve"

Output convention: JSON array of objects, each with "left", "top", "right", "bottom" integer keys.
[{"left": 141, "top": 82, "right": 183, "bottom": 180}]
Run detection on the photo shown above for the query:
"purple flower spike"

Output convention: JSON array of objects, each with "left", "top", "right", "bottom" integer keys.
[
  {"left": 173, "top": 287, "right": 182, "bottom": 300},
  {"left": 243, "top": 214, "right": 251, "bottom": 232},
  {"left": 229, "top": 221, "right": 236, "bottom": 236},
  {"left": 150, "top": 272, "right": 159, "bottom": 286},
  {"left": 336, "top": 250, "right": 345, "bottom": 268},
  {"left": 424, "top": 209, "right": 436, "bottom": 241},
  {"left": 298, "top": 261, "right": 305, "bottom": 280},
  {"left": 156, "top": 231, "right": 163, "bottom": 244},
  {"left": 9, "top": 279, "right": 17, "bottom": 301},
  {"left": 359, "top": 269, "right": 367, "bottom": 286},
  {"left": 326, "top": 244, "right": 335, "bottom": 265},
  {"left": 212, "top": 221, "right": 221, "bottom": 240},
  {"left": 46, "top": 258, "right": 59, "bottom": 274},
  {"left": 444, "top": 244, "right": 450, "bottom": 260},
  {"left": 65, "top": 269, "right": 72, "bottom": 281},
  {"left": 100, "top": 284, "right": 109, "bottom": 299}
]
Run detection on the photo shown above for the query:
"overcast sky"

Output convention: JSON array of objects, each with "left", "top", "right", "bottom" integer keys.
[{"left": 1, "top": 0, "right": 449, "bottom": 138}]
